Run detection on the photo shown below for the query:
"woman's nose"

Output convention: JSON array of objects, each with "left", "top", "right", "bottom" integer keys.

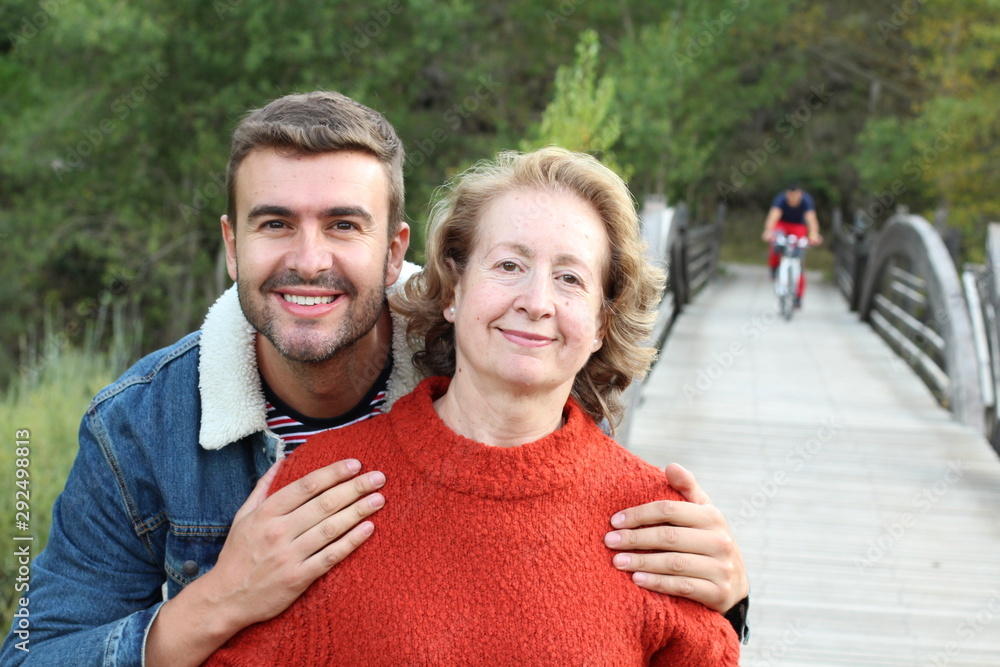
[{"left": 515, "top": 272, "right": 555, "bottom": 320}]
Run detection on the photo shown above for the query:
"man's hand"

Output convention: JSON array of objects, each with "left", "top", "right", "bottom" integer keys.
[
  {"left": 604, "top": 463, "right": 748, "bottom": 614},
  {"left": 206, "top": 457, "right": 386, "bottom": 620},
  {"left": 809, "top": 232, "right": 824, "bottom": 246},
  {"left": 146, "top": 458, "right": 386, "bottom": 667}
]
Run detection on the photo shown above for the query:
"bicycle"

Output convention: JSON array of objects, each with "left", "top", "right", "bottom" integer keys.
[{"left": 772, "top": 230, "right": 809, "bottom": 320}]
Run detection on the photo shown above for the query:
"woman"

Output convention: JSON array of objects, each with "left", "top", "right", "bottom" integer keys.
[{"left": 208, "top": 147, "right": 741, "bottom": 665}]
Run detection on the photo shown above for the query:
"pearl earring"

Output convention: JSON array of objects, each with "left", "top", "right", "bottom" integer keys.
[{"left": 449, "top": 307, "right": 455, "bottom": 314}]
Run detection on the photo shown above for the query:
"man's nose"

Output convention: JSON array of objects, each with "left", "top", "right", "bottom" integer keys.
[{"left": 286, "top": 226, "right": 334, "bottom": 278}]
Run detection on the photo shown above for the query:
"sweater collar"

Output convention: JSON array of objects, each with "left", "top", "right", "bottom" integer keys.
[
  {"left": 389, "top": 376, "right": 595, "bottom": 499},
  {"left": 197, "top": 261, "right": 424, "bottom": 450}
]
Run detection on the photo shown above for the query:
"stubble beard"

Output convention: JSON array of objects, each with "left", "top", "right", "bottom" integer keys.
[{"left": 237, "top": 259, "right": 388, "bottom": 364}]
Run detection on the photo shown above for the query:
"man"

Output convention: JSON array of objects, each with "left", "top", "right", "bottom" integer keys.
[
  {"left": 762, "top": 183, "right": 823, "bottom": 306},
  {"left": 2, "top": 91, "right": 748, "bottom": 667}
]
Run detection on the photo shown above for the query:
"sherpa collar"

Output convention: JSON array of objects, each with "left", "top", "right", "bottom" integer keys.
[{"left": 198, "top": 262, "right": 424, "bottom": 450}]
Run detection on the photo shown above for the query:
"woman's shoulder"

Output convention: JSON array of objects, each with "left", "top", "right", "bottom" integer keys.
[
  {"left": 582, "top": 426, "right": 686, "bottom": 504},
  {"left": 271, "top": 412, "right": 395, "bottom": 493}
]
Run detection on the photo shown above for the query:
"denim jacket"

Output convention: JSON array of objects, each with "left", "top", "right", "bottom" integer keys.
[{"left": 1, "top": 265, "right": 423, "bottom": 667}]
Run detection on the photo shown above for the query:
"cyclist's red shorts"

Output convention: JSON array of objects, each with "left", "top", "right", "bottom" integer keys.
[{"left": 768, "top": 221, "right": 808, "bottom": 297}]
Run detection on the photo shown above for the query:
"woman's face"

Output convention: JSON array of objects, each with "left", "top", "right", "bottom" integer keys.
[{"left": 445, "top": 187, "right": 608, "bottom": 397}]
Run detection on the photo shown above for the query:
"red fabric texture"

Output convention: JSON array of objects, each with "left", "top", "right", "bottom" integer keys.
[
  {"left": 768, "top": 220, "right": 808, "bottom": 297},
  {"left": 208, "top": 376, "right": 740, "bottom": 666}
]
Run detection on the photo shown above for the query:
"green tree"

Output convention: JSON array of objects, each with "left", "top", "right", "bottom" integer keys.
[
  {"left": 613, "top": 0, "right": 803, "bottom": 211},
  {"left": 520, "top": 29, "right": 628, "bottom": 178}
]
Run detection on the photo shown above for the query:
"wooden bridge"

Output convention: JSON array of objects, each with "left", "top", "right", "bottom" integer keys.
[{"left": 624, "top": 205, "right": 1000, "bottom": 666}]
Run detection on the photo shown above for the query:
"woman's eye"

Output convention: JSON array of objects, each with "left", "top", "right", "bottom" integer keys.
[
  {"left": 500, "top": 261, "right": 518, "bottom": 272},
  {"left": 560, "top": 274, "right": 580, "bottom": 285}
]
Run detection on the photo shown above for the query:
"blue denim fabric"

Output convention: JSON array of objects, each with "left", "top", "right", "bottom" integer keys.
[{"left": 1, "top": 332, "right": 278, "bottom": 666}]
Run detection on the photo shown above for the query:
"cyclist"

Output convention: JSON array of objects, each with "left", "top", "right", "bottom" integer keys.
[{"left": 761, "top": 183, "right": 823, "bottom": 307}]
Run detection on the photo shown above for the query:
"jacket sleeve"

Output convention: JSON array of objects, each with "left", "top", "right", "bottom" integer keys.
[
  {"left": 0, "top": 409, "right": 167, "bottom": 667},
  {"left": 650, "top": 597, "right": 741, "bottom": 667}
]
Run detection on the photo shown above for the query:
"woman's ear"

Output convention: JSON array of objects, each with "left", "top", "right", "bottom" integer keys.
[
  {"left": 444, "top": 284, "right": 459, "bottom": 323},
  {"left": 593, "top": 313, "right": 607, "bottom": 352},
  {"left": 444, "top": 264, "right": 463, "bottom": 323}
]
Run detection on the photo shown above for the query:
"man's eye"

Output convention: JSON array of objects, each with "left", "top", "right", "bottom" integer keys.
[
  {"left": 334, "top": 221, "right": 356, "bottom": 231},
  {"left": 265, "top": 220, "right": 286, "bottom": 230}
]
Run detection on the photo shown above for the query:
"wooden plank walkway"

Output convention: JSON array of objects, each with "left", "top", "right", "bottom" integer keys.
[{"left": 627, "top": 263, "right": 1000, "bottom": 666}]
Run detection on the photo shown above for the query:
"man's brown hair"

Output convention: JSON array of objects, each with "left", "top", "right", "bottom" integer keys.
[{"left": 226, "top": 91, "right": 405, "bottom": 235}]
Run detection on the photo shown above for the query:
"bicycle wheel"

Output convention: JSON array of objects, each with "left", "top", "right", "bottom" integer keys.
[
  {"left": 786, "top": 258, "right": 801, "bottom": 320},
  {"left": 781, "top": 290, "right": 794, "bottom": 320},
  {"left": 777, "top": 259, "right": 794, "bottom": 320}
]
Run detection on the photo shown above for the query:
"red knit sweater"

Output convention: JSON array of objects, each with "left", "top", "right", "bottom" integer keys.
[{"left": 209, "top": 377, "right": 740, "bottom": 666}]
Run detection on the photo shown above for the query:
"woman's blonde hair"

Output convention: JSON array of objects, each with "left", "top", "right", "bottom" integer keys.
[{"left": 392, "top": 147, "right": 665, "bottom": 428}]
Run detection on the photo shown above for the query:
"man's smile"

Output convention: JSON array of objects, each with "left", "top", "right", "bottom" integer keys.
[{"left": 280, "top": 293, "right": 337, "bottom": 306}]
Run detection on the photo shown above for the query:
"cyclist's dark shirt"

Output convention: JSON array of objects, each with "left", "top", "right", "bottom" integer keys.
[{"left": 771, "top": 191, "right": 815, "bottom": 225}]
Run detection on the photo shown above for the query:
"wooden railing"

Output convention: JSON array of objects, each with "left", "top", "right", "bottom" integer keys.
[
  {"left": 837, "top": 211, "right": 987, "bottom": 434},
  {"left": 682, "top": 202, "right": 725, "bottom": 301},
  {"left": 617, "top": 196, "right": 724, "bottom": 444}
]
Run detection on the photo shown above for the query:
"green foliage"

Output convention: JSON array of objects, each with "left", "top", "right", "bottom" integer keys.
[
  {"left": 613, "top": 0, "right": 804, "bottom": 210},
  {"left": 852, "top": 116, "right": 923, "bottom": 193},
  {"left": 520, "top": 29, "right": 629, "bottom": 178},
  {"left": 850, "top": 0, "right": 1000, "bottom": 249}
]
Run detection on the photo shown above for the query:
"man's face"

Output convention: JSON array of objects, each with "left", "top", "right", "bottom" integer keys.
[
  {"left": 786, "top": 188, "right": 803, "bottom": 207},
  {"left": 222, "top": 148, "right": 409, "bottom": 363}
]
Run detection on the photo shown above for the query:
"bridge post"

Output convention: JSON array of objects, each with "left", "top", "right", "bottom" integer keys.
[
  {"left": 639, "top": 195, "right": 669, "bottom": 262},
  {"left": 833, "top": 208, "right": 875, "bottom": 312},
  {"left": 673, "top": 203, "right": 690, "bottom": 306},
  {"left": 710, "top": 201, "right": 726, "bottom": 282},
  {"left": 638, "top": 195, "right": 682, "bottom": 349},
  {"left": 982, "top": 224, "right": 1000, "bottom": 451}
]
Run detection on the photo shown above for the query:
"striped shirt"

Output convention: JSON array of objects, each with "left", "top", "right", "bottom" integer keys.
[{"left": 262, "top": 356, "right": 393, "bottom": 454}]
